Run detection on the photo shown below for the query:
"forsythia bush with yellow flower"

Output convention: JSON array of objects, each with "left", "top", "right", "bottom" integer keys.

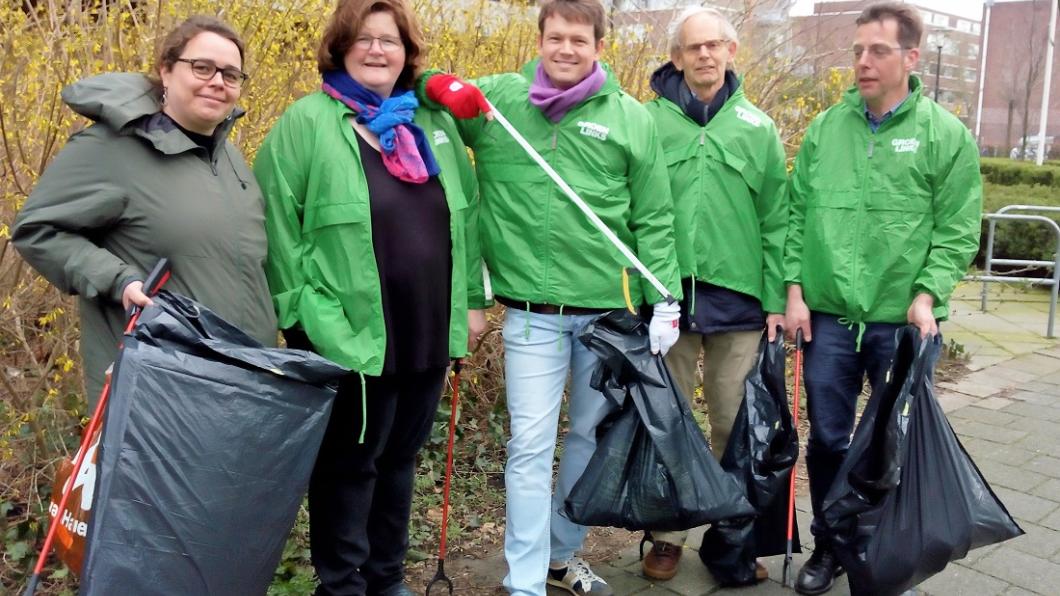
[{"left": 0, "top": 1, "right": 847, "bottom": 592}]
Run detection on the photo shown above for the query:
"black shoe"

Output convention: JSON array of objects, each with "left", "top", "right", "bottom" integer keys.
[{"left": 795, "top": 547, "right": 845, "bottom": 595}]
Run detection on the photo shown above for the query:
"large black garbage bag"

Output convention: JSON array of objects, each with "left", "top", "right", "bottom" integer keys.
[
  {"left": 700, "top": 332, "right": 801, "bottom": 586},
  {"left": 822, "top": 326, "right": 1023, "bottom": 596},
  {"left": 563, "top": 310, "right": 753, "bottom": 531},
  {"left": 80, "top": 291, "right": 347, "bottom": 595}
]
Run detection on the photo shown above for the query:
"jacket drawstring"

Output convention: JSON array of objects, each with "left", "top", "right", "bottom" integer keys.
[
  {"left": 689, "top": 274, "right": 697, "bottom": 317},
  {"left": 357, "top": 371, "right": 367, "bottom": 444},
  {"left": 223, "top": 145, "right": 249, "bottom": 189},
  {"left": 524, "top": 301, "right": 531, "bottom": 340},
  {"left": 837, "top": 317, "right": 867, "bottom": 352}
]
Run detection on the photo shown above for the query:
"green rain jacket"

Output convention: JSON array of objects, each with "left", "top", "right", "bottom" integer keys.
[
  {"left": 254, "top": 92, "right": 485, "bottom": 375},
  {"left": 13, "top": 73, "right": 278, "bottom": 404},
  {"left": 646, "top": 83, "right": 788, "bottom": 314},
  {"left": 785, "top": 77, "right": 983, "bottom": 325},
  {"left": 425, "top": 60, "right": 681, "bottom": 307}
]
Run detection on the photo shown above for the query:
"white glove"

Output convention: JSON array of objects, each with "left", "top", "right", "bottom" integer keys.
[{"left": 649, "top": 301, "right": 681, "bottom": 355}]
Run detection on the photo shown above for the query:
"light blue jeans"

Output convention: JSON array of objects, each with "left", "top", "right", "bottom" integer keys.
[{"left": 500, "top": 308, "right": 618, "bottom": 596}]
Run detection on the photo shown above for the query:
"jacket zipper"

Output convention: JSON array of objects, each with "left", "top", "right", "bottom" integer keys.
[{"left": 541, "top": 124, "right": 558, "bottom": 303}]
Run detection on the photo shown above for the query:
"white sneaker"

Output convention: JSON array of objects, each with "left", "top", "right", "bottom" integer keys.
[{"left": 546, "top": 556, "right": 614, "bottom": 596}]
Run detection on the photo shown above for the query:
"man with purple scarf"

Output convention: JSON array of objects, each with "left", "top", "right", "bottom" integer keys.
[{"left": 421, "top": 1, "right": 681, "bottom": 595}]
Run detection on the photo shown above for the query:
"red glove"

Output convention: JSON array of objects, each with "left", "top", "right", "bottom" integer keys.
[{"left": 425, "top": 73, "right": 490, "bottom": 119}]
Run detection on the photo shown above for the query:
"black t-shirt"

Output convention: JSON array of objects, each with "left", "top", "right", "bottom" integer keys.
[
  {"left": 166, "top": 115, "right": 217, "bottom": 155},
  {"left": 356, "top": 132, "right": 451, "bottom": 374}
]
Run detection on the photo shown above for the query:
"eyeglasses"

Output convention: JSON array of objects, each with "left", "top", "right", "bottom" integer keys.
[
  {"left": 353, "top": 35, "right": 403, "bottom": 52},
  {"left": 176, "top": 58, "right": 248, "bottom": 88},
  {"left": 852, "top": 44, "right": 907, "bottom": 60},
  {"left": 682, "top": 38, "right": 730, "bottom": 54}
]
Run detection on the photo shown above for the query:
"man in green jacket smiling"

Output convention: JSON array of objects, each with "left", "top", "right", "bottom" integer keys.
[
  {"left": 640, "top": 5, "right": 787, "bottom": 583},
  {"left": 423, "top": 1, "right": 682, "bottom": 594},
  {"left": 784, "top": 4, "right": 982, "bottom": 594}
]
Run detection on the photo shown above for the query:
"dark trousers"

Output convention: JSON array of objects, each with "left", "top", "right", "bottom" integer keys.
[
  {"left": 802, "top": 312, "right": 902, "bottom": 549},
  {"left": 309, "top": 367, "right": 447, "bottom": 596}
]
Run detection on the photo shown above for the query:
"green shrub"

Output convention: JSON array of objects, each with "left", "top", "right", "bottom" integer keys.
[
  {"left": 980, "top": 157, "right": 1060, "bottom": 189},
  {"left": 977, "top": 183, "right": 1060, "bottom": 268}
]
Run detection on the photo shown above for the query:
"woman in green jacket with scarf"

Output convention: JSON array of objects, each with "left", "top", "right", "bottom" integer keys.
[{"left": 253, "top": 1, "right": 484, "bottom": 594}]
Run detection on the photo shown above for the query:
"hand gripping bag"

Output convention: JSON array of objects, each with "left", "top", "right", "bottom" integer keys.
[
  {"left": 699, "top": 332, "right": 801, "bottom": 585},
  {"left": 563, "top": 310, "right": 753, "bottom": 531},
  {"left": 822, "top": 326, "right": 1023, "bottom": 596},
  {"left": 79, "top": 291, "right": 347, "bottom": 595}
]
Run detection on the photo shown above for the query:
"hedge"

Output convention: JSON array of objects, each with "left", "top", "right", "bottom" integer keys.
[
  {"left": 980, "top": 157, "right": 1060, "bottom": 190},
  {"left": 978, "top": 182, "right": 1060, "bottom": 268}
]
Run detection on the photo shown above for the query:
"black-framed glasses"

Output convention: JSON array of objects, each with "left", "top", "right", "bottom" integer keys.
[{"left": 176, "top": 58, "right": 248, "bottom": 88}]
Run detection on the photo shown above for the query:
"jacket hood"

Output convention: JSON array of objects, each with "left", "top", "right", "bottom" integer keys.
[
  {"left": 520, "top": 58, "right": 621, "bottom": 96},
  {"left": 650, "top": 62, "right": 740, "bottom": 126},
  {"left": 61, "top": 72, "right": 244, "bottom": 155}
]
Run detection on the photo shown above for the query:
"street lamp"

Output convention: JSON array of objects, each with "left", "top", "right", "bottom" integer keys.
[
  {"left": 934, "top": 43, "right": 943, "bottom": 102},
  {"left": 974, "top": 0, "right": 996, "bottom": 146}
]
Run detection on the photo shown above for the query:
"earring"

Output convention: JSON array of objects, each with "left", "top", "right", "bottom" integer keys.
[{"left": 161, "top": 86, "right": 168, "bottom": 106}]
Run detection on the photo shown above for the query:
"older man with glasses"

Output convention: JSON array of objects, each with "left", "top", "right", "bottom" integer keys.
[
  {"left": 639, "top": 5, "right": 789, "bottom": 584},
  {"left": 784, "top": 3, "right": 982, "bottom": 594}
]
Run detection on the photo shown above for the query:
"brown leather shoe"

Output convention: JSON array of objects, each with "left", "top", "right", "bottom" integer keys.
[
  {"left": 755, "top": 560, "right": 769, "bottom": 582},
  {"left": 642, "top": 540, "right": 682, "bottom": 580}
]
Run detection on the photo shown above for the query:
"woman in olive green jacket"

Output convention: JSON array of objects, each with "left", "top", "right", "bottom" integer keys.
[
  {"left": 252, "top": 1, "right": 484, "bottom": 594},
  {"left": 13, "top": 17, "right": 277, "bottom": 407}
]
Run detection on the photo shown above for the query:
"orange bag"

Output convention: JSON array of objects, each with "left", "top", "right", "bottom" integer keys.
[{"left": 47, "top": 422, "right": 101, "bottom": 575}]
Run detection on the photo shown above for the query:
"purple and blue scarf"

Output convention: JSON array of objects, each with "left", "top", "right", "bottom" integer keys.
[{"left": 322, "top": 70, "right": 439, "bottom": 184}]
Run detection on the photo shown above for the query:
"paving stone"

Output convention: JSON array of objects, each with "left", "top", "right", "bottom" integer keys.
[
  {"left": 1014, "top": 434, "right": 1060, "bottom": 459},
  {"left": 1006, "top": 522, "right": 1060, "bottom": 559},
  {"left": 961, "top": 438, "right": 1038, "bottom": 467},
  {"left": 757, "top": 551, "right": 809, "bottom": 588},
  {"left": 987, "top": 366, "right": 1044, "bottom": 384},
  {"left": 644, "top": 551, "right": 718, "bottom": 595},
  {"left": 1030, "top": 478, "right": 1060, "bottom": 502},
  {"left": 1025, "top": 456, "right": 1060, "bottom": 481},
  {"left": 958, "top": 542, "right": 1000, "bottom": 566},
  {"left": 978, "top": 396, "right": 1018, "bottom": 410},
  {"left": 938, "top": 392, "right": 975, "bottom": 413},
  {"left": 1001, "top": 587, "right": 1040, "bottom": 596},
  {"left": 918, "top": 563, "right": 1010, "bottom": 596},
  {"left": 1003, "top": 401, "right": 1060, "bottom": 423},
  {"left": 952, "top": 419, "right": 1028, "bottom": 445},
  {"left": 992, "top": 486, "right": 1060, "bottom": 523},
  {"left": 940, "top": 380, "right": 1002, "bottom": 398},
  {"left": 1004, "top": 354, "right": 1060, "bottom": 376},
  {"left": 1006, "top": 390, "right": 1060, "bottom": 408},
  {"left": 950, "top": 406, "right": 1021, "bottom": 427},
  {"left": 1006, "top": 416, "right": 1060, "bottom": 437},
  {"left": 963, "top": 371, "right": 1021, "bottom": 391},
  {"left": 975, "top": 458, "right": 1049, "bottom": 491},
  {"left": 586, "top": 568, "right": 654, "bottom": 595},
  {"left": 1022, "top": 381, "right": 1060, "bottom": 394},
  {"left": 1040, "top": 506, "right": 1060, "bottom": 532},
  {"left": 974, "top": 546, "right": 1060, "bottom": 595},
  {"left": 965, "top": 356, "right": 1012, "bottom": 372}
]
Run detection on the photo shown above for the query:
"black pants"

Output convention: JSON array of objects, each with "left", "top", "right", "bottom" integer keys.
[{"left": 309, "top": 368, "right": 446, "bottom": 596}]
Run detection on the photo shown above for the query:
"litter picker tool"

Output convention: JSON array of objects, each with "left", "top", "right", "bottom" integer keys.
[
  {"left": 23, "top": 259, "right": 171, "bottom": 596},
  {"left": 485, "top": 101, "right": 676, "bottom": 305},
  {"left": 782, "top": 328, "right": 804, "bottom": 589},
  {"left": 426, "top": 360, "right": 462, "bottom": 596}
]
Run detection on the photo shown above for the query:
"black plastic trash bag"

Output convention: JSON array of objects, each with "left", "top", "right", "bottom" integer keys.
[
  {"left": 700, "top": 332, "right": 801, "bottom": 586},
  {"left": 80, "top": 291, "right": 347, "bottom": 595},
  {"left": 563, "top": 310, "right": 753, "bottom": 531},
  {"left": 822, "top": 326, "right": 1023, "bottom": 596}
]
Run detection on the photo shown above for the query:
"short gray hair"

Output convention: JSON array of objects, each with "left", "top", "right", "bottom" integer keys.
[{"left": 668, "top": 5, "right": 739, "bottom": 54}]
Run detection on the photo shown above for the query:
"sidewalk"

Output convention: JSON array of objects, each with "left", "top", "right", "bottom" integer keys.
[{"left": 581, "top": 283, "right": 1060, "bottom": 595}]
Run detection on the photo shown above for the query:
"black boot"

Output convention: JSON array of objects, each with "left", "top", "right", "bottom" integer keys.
[{"left": 795, "top": 545, "right": 844, "bottom": 595}]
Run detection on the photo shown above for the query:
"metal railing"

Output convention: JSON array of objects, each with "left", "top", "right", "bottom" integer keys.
[{"left": 963, "top": 205, "right": 1060, "bottom": 338}]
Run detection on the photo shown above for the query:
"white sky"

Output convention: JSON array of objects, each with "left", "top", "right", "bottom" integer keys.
[{"left": 790, "top": 0, "right": 986, "bottom": 20}]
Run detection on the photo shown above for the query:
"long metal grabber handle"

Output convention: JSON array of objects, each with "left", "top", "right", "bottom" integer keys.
[{"left": 485, "top": 100, "right": 676, "bottom": 304}]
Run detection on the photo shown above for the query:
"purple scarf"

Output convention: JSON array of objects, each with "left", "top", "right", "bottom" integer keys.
[{"left": 529, "top": 61, "right": 606, "bottom": 122}]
